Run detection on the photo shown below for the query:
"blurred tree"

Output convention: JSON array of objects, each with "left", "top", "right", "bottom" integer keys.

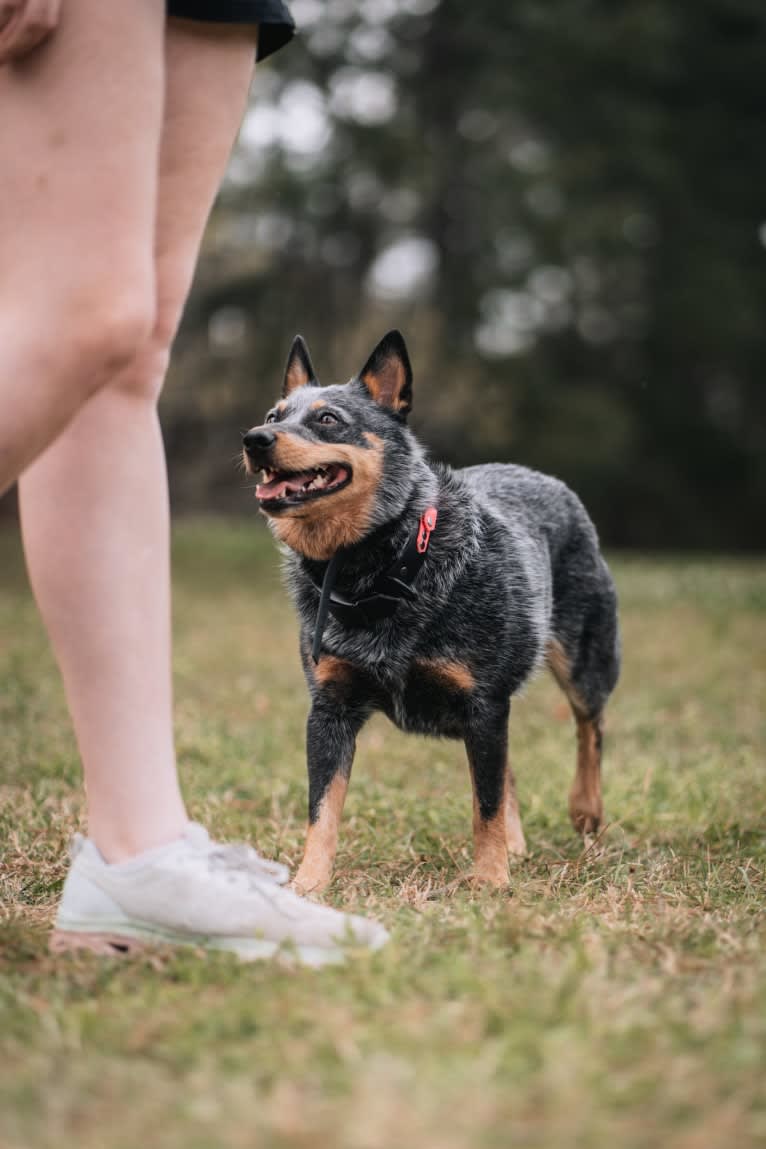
[{"left": 158, "top": 0, "right": 766, "bottom": 549}]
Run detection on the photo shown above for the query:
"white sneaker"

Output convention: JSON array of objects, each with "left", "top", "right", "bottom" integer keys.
[{"left": 50, "top": 823, "right": 388, "bottom": 967}]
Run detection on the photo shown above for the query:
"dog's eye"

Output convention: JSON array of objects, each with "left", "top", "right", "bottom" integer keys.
[
  {"left": 264, "top": 412, "right": 277, "bottom": 424},
  {"left": 318, "top": 411, "right": 338, "bottom": 425}
]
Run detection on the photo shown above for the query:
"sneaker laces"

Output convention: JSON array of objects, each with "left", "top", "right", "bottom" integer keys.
[{"left": 185, "top": 822, "right": 290, "bottom": 886}]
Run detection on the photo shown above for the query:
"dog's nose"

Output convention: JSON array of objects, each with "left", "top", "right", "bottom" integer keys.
[{"left": 242, "top": 427, "right": 276, "bottom": 455}]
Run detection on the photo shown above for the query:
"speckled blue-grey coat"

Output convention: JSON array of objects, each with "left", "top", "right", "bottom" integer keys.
[{"left": 243, "top": 331, "right": 620, "bottom": 891}]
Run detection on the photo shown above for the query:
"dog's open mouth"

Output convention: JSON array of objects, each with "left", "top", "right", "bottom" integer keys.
[{"left": 256, "top": 463, "right": 351, "bottom": 507}]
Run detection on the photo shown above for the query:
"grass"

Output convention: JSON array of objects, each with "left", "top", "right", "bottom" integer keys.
[{"left": 1, "top": 520, "right": 765, "bottom": 1149}]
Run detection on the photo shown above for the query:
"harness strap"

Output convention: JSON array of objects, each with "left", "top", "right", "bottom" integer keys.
[
  {"left": 311, "top": 549, "right": 342, "bottom": 664},
  {"left": 310, "top": 506, "right": 438, "bottom": 662}
]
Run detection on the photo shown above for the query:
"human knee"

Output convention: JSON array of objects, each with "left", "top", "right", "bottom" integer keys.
[
  {"left": 110, "top": 298, "right": 183, "bottom": 403},
  {"left": 60, "top": 279, "right": 157, "bottom": 397},
  {"left": 111, "top": 341, "right": 171, "bottom": 403},
  {"left": 5, "top": 276, "right": 155, "bottom": 411}
]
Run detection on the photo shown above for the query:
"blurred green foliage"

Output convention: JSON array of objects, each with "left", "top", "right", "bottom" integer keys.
[{"left": 162, "top": 0, "right": 766, "bottom": 548}]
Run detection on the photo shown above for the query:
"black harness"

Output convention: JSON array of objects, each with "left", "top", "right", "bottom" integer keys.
[{"left": 310, "top": 506, "right": 438, "bottom": 662}]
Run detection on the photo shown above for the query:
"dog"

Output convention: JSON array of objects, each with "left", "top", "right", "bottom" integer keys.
[{"left": 243, "top": 331, "right": 620, "bottom": 892}]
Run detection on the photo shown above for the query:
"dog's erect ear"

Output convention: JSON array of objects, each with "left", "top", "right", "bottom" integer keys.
[
  {"left": 357, "top": 330, "right": 413, "bottom": 418},
  {"left": 282, "top": 335, "right": 317, "bottom": 398}
]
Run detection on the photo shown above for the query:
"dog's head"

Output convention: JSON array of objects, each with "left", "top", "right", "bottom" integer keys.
[{"left": 243, "top": 331, "right": 420, "bottom": 560}]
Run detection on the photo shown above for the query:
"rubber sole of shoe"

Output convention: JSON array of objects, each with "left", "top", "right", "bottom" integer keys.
[
  {"left": 50, "top": 929, "right": 151, "bottom": 957},
  {"left": 49, "top": 927, "right": 346, "bottom": 967}
]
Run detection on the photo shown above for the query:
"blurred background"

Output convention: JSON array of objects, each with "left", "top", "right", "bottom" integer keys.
[{"left": 6, "top": 0, "right": 766, "bottom": 550}]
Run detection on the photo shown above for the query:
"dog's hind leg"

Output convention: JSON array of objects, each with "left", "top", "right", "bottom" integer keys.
[
  {"left": 465, "top": 698, "right": 525, "bottom": 886},
  {"left": 293, "top": 696, "right": 367, "bottom": 895},
  {"left": 547, "top": 638, "right": 609, "bottom": 836},
  {"left": 547, "top": 544, "right": 620, "bottom": 838},
  {"left": 571, "top": 712, "right": 604, "bottom": 835}
]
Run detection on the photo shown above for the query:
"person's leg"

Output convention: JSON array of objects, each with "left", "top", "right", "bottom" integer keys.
[
  {"left": 0, "top": 0, "right": 165, "bottom": 491},
  {"left": 19, "top": 20, "right": 258, "bottom": 861},
  {"left": 7, "top": 11, "right": 389, "bottom": 959}
]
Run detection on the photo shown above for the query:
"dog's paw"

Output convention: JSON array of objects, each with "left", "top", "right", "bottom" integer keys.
[
  {"left": 291, "top": 867, "right": 331, "bottom": 897},
  {"left": 469, "top": 864, "right": 512, "bottom": 889},
  {"left": 568, "top": 789, "right": 603, "bottom": 837},
  {"left": 507, "top": 830, "right": 528, "bottom": 858},
  {"left": 569, "top": 808, "right": 602, "bottom": 837}
]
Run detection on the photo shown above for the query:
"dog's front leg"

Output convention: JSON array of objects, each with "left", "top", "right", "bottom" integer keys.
[
  {"left": 465, "top": 697, "right": 526, "bottom": 887},
  {"left": 293, "top": 700, "right": 366, "bottom": 895}
]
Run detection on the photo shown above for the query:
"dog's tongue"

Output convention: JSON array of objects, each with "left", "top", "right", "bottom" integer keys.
[{"left": 256, "top": 469, "right": 316, "bottom": 500}]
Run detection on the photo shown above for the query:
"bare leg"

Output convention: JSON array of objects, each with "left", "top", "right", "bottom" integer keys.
[
  {"left": 0, "top": 0, "right": 165, "bottom": 490},
  {"left": 19, "top": 20, "right": 257, "bottom": 860}
]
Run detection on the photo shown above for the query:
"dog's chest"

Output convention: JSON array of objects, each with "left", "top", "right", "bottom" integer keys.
[
  {"left": 375, "top": 660, "right": 469, "bottom": 739},
  {"left": 316, "top": 621, "right": 474, "bottom": 738}
]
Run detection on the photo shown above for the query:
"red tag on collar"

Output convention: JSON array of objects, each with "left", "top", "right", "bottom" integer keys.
[{"left": 416, "top": 506, "right": 438, "bottom": 554}]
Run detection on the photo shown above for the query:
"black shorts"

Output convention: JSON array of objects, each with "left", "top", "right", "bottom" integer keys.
[{"left": 166, "top": 0, "right": 295, "bottom": 61}]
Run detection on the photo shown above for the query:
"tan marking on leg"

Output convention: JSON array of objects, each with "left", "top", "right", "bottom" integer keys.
[
  {"left": 277, "top": 400, "right": 288, "bottom": 414},
  {"left": 472, "top": 781, "right": 511, "bottom": 887},
  {"left": 293, "top": 773, "right": 348, "bottom": 894},
  {"left": 415, "top": 658, "right": 475, "bottom": 692},
  {"left": 314, "top": 655, "right": 353, "bottom": 687},
  {"left": 505, "top": 772, "right": 527, "bottom": 857},
  {"left": 470, "top": 768, "right": 526, "bottom": 885},
  {"left": 569, "top": 715, "right": 603, "bottom": 835},
  {"left": 546, "top": 636, "right": 569, "bottom": 685},
  {"left": 546, "top": 638, "right": 587, "bottom": 716},
  {"left": 547, "top": 640, "right": 604, "bottom": 836},
  {"left": 267, "top": 433, "right": 385, "bottom": 559}
]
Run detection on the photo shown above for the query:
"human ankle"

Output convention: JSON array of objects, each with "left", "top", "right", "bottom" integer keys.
[{"left": 88, "top": 817, "right": 189, "bottom": 864}]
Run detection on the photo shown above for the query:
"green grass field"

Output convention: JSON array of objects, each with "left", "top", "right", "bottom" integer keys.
[{"left": 1, "top": 521, "right": 764, "bottom": 1149}]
